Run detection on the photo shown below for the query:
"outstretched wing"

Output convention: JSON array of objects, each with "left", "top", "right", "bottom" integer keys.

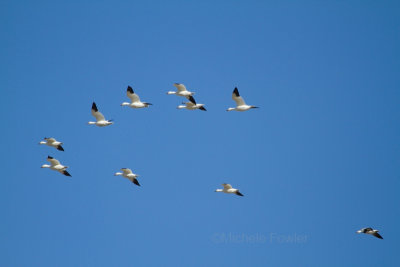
[
  {"left": 45, "top": 137, "right": 56, "bottom": 143},
  {"left": 174, "top": 83, "right": 187, "bottom": 92},
  {"left": 127, "top": 86, "right": 141, "bottom": 103},
  {"left": 62, "top": 170, "right": 72, "bottom": 177},
  {"left": 232, "top": 87, "right": 246, "bottom": 106},
  {"left": 372, "top": 232, "right": 383, "bottom": 239},
  {"left": 187, "top": 95, "right": 197, "bottom": 105},
  {"left": 121, "top": 168, "right": 133, "bottom": 175},
  {"left": 91, "top": 102, "right": 105, "bottom": 121},
  {"left": 222, "top": 183, "right": 232, "bottom": 189},
  {"left": 47, "top": 156, "right": 60, "bottom": 166},
  {"left": 132, "top": 178, "right": 140, "bottom": 186}
]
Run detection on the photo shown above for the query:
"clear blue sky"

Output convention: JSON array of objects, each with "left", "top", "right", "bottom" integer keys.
[{"left": 1, "top": 1, "right": 399, "bottom": 266}]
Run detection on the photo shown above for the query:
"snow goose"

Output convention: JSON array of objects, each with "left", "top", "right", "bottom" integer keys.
[
  {"left": 88, "top": 102, "right": 113, "bottom": 127},
  {"left": 357, "top": 227, "right": 383, "bottom": 239},
  {"left": 215, "top": 183, "right": 243, "bottom": 196},
  {"left": 39, "top": 137, "right": 64, "bottom": 151},
  {"left": 41, "top": 156, "right": 71, "bottom": 177},
  {"left": 114, "top": 168, "right": 140, "bottom": 186},
  {"left": 177, "top": 96, "right": 206, "bottom": 111},
  {"left": 227, "top": 87, "right": 259, "bottom": 111},
  {"left": 167, "top": 83, "right": 194, "bottom": 97},
  {"left": 121, "top": 86, "right": 152, "bottom": 108}
]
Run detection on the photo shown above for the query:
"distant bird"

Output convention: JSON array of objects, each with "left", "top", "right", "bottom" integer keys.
[
  {"left": 88, "top": 102, "right": 113, "bottom": 127},
  {"left": 41, "top": 156, "right": 71, "bottom": 177},
  {"left": 357, "top": 227, "right": 383, "bottom": 239},
  {"left": 114, "top": 168, "right": 140, "bottom": 186},
  {"left": 227, "top": 87, "right": 259, "bottom": 112},
  {"left": 177, "top": 96, "right": 206, "bottom": 111},
  {"left": 121, "top": 86, "right": 152, "bottom": 108},
  {"left": 39, "top": 137, "right": 64, "bottom": 151},
  {"left": 215, "top": 183, "right": 243, "bottom": 196},
  {"left": 167, "top": 83, "right": 194, "bottom": 97}
]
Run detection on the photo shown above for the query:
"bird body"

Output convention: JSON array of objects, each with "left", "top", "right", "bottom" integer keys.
[
  {"left": 114, "top": 168, "right": 140, "bottom": 186},
  {"left": 177, "top": 96, "right": 206, "bottom": 111},
  {"left": 121, "top": 86, "right": 152, "bottom": 108},
  {"left": 39, "top": 137, "right": 64, "bottom": 151},
  {"left": 88, "top": 102, "right": 113, "bottom": 127},
  {"left": 227, "top": 87, "right": 258, "bottom": 112},
  {"left": 215, "top": 183, "right": 243, "bottom": 196},
  {"left": 167, "top": 83, "right": 194, "bottom": 97},
  {"left": 357, "top": 227, "right": 383, "bottom": 239},
  {"left": 41, "top": 156, "right": 71, "bottom": 176}
]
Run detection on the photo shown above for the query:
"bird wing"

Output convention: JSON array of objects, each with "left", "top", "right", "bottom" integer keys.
[
  {"left": 45, "top": 137, "right": 56, "bottom": 143},
  {"left": 372, "top": 232, "right": 383, "bottom": 239},
  {"left": 174, "top": 83, "right": 187, "bottom": 92},
  {"left": 47, "top": 157, "right": 60, "bottom": 166},
  {"left": 187, "top": 95, "right": 197, "bottom": 105},
  {"left": 222, "top": 183, "right": 232, "bottom": 189},
  {"left": 132, "top": 178, "right": 140, "bottom": 186},
  {"left": 121, "top": 168, "right": 133, "bottom": 175},
  {"left": 232, "top": 87, "right": 246, "bottom": 106},
  {"left": 127, "top": 86, "right": 140, "bottom": 103},
  {"left": 91, "top": 102, "right": 105, "bottom": 121}
]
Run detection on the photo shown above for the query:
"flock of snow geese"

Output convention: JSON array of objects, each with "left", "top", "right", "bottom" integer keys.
[{"left": 39, "top": 83, "right": 383, "bottom": 240}]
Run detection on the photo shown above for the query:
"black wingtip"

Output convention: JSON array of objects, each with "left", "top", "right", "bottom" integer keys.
[
  {"left": 63, "top": 170, "right": 72, "bottom": 177},
  {"left": 188, "top": 95, "right": 196, "bottom": 104},
  {"left": 92, "top": 102, "right": 98, "bottom": 112},
  {"left": 127, "top": 86, "right": 134, "bottom": 94},
  {"left": 233, "top": 87, "right": 240, "bottom": 97},
  {"left": 57, "top": 145, "right": 64, "bottom": 151},
  {"left": 47, "top": 155, "right": 53, "bottom": 159},
  {"left": 236, "top": 191, "right": 244, "bottom": 196},
  {"left": 374, "top": 233, "right": 384, "bottom": 239},
  {"left": 133, "top": 179, "right": 140, "bottom": 186},
  {"left": 199, "top": 106, "right": 207, "bottom": 111}
]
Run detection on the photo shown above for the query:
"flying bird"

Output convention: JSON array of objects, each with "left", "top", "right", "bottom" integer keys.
[
  {"left": 39, "top": 137, "right": 64, "bottom": 151},
  {"left": 88, "top": 102, "right": 114, "bottom": 127},
  {"left": 357, "top": 227, "right": 383, "bottom": 239},
  {"left": 227, "top": 87, "right": 259, "bottom": 111},
  {"left": 114, "top": 168, "right": 141, "bottom": 186},
  {"left": 121, "top": 86, "right": 152, "bottom": 108},
  {"left": 215, "top": 183, "right": 243, "bottom": 196},
  {"left": 167, "top": 83, "right": 194, "bottom": 97},
  {"left": 177, "top": 96, "right": 206, "bottom": 111},
  {"left": 41, "top": 156, "right": 71, "bottom": 177}
]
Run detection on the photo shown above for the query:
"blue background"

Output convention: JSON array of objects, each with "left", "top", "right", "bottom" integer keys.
[{"left": 1, "top": 1, "right": 399, "bottom": 266}]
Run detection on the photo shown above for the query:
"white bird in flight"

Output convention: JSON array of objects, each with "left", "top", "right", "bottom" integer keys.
[
  {"left": 357, "top": 227, "right": 383, "bottom": 239},
  {"left": 41, "top": 156, "right": 71, "bottom": 177},
  {"left": 177, "top": 96, "right": 206, "bottom": 111},
  {"left": 39, "top": 137, "right": 64, "bottom": 151},
  {"left": 167, "top": 83, "right": 194, "bottom": 97},
  {"left": 215, "top": 183, "right": 243, "bottom": 196},
  {"left": 88, "top": 102, "right": 113, "bottom": 127},
  {"left": 227, "top": 87, "right": 259, "bottom": 112},
  {"left": 121, "top": 86, "right": 152, "bottom": 108},
  {"left": 114, "top": 168, "right": 140, "bottom": 186}
]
